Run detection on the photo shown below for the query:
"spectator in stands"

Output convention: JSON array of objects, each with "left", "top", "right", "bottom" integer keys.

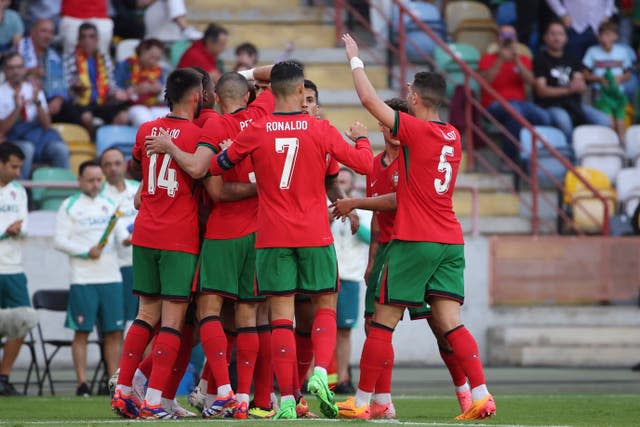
[
  {"left": 0, "top": 142, "right": 35, "bottom": 397},
  {"left": 534, "top": 19, "right": 610, "bottom": 141},
  {"left": 234, "top": 42, "right": 258, "bottom": 72},
  {"left": 111, "top": 0, "right": 147, "bottom": 40},
  {"left": 0, "top": 0, "right": 24, "bottom": 55},
  {"left": 0, "top": 53, "right": 69, "bottom": 179},
  {"left": 478, "top": 25, "right": 551, "bottom": 164},
  {"left": 24, "top": 0, "right": 61, "bottom": 31},
  {"left": 177, "top": 23, "right": 228, "bottom": 82},
  {"left": 59, "top": 0, "right": 112, "bottom": 55},
  {"left": 63, "top": 23, "right": 129, "bottom": 134},
  {"left": 115, "top": 38, "right": 169, "bottom": 128},
  {"left": 546, "top": 0, "right": 615, "bottom": 60},
  {"left": 144, "top": 0, "right": 203, "bottom": 41},
  {"left": 18, "top": 19, "right": 68, "bottom": 120},
  {"left": 54, "top": 160, "right": 125, "bottom": 397}
]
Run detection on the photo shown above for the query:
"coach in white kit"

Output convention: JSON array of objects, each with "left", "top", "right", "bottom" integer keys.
[{"left": 54, "top": 160, "right": 125, "bottom": 397}]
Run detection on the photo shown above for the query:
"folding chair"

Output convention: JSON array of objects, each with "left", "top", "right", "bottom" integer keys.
[
  {"left": 32, "top": 289, "right": 105, "bottom": 395},
  {"left": 0, "top": 330, "right": 40, "bottom": 394}
]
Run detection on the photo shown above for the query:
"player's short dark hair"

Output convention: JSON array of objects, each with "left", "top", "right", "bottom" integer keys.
[
  {"left": 99, "top": 147, "right": 125, "bottom": 164},
  {"left": 216, "top": 71, "right": 250, "bottom": 102},
  {"left": 412, "top": 71, "right": 446, "bottom": 109},
  {"left": 78, "top": 22, "right": 98, "bottom": 37},
  {"left": 304, "top": 79, "right": 319, "bottom": 104},
  {"left": 191, "top": 66, "right": 214, "bottom": 93},
  {"left": 271, "top": 61, "right": 304, "bottom": 97},
  {"left": 203, "top": 23, "right": 228, "bottom": 43},
  {"left": 79, "top": 159, "right": 101, "bottom": 177},
  {"left": 543, "top": 18, "right": 565, "bottom": 36},
  {"left": 598, "top": 21, "right": 618, "bottom": 35},
  {"left": 164, "top": 68, "right": 203, "bottom": 108},
  {"left": 0, "top": 142, "right": 25, "bottom": 163},
  {"left": 384, "top": 97, "right": 408, "bottom": 113},
  {"left": 235, "top": 42, "right": 258, "bottom": 58},
  {"left": 2, "top": 52, "right": 23, "bottom": 69},
  {"left": 135, "top": 38, "right": 165, "bottom": 57}
]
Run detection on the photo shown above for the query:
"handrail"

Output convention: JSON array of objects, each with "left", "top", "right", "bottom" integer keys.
[
  {"left": 333, "top": 0, "right": 611, "bottom": 235},
  {"left": 19, "top": 181, "right": 79, "bottom": 189}
]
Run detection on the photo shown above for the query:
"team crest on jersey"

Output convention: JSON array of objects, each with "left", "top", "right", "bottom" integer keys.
[
  {"left": 102, "top": 205, "right": 109, "bottom": 214},
  {"left": 440, "top": 129, "right": 457, "bottom": 141},
  {"left": 9, "top": 191, "right": 15, "bottom": 200},
  {"left": 392, "top": 171, "right": 399, "bottom": 189}
]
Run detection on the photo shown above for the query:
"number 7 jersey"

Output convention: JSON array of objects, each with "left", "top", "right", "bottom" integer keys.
[
  {"left": 392, "top": 111, "right": 464, "bottom": 244},
  {"left": 131, "top": 116, "right": 204, "bottom": 254}
]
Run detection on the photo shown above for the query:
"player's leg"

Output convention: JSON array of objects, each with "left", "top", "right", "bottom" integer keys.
[
  {"left": 293, "top": 296, "right": 314, "bottom": 390},
  {"left": 250, "top": 301, "right": 276, "bottom": 418},
  {"left": 160, "top": 318, "right": 197, "bottom": 417}
]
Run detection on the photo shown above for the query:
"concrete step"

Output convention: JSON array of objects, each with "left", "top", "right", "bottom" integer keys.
[
  {"left": 489, "top": 344, "right": 640, "bottom": 367},
  {"left": 456, "top": 173, "right": 518, "bottom": 191},
  {"left": 186, "top": 0, "right": 303, "bottom": 14},
  {"left": 323, "top": 105, "right": 383, "bottom": 131},
  {"left": 489, "top": 326, "right": 640, "bottom": 347},
  {"left": 221, "top": 48, "right": 380, "bottom": 65},
  {"left": 454, "top": 192, "right": 520, "bottom": 217},
  {"left": 459, "top": 215, "right": 538, "bottom": 234},
  {"left": 187, "top": 6, "right": 328, "bottom": 24}
]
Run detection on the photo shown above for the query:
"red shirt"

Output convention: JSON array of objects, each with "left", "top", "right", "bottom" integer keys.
[
  {"left": 392, "top": 111, "right": 464, "bottom": 244},
  {"left": 326, "top": 157, "right": 340, "bottom": 175},
  {"left": 478, "top": 53, "right": 531, "bottom": 107},
  {"left": 210, "top": 112, "right": 373, "bottom": 248},
  {"left": 131, "top": 117, "right": 204, "bottom": 254},
  {"left": 62, "top": 0, "right": 107, "bottom": 18},
  {"left": 201, "top": 90, "right": 275, "bottom": 239},
  {"left": 366, "top": 151, "right": 399, "bottom": 244},
  {"left": 178, "top": 40, "right": 221, "bottom": 75},
  {"left": 193, "top": 108, "right": 219, "bottom": 128}
]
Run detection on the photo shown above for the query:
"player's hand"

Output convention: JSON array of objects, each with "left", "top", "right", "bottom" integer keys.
[
  {"left": 145, "top": 128, "right": 173, "bottom": 156},
  {"left": 347, "top": 211, "right": 360, "bottom": 234},
  {"left": 342, "top": 33, "right": 359, "bottom": 60},
  {"left": 346, "top": 121, "right": 368, "bottom": 141},
  {"left": 88, "top": 245, "right": 103, "bottom": 259},
  {"left": 364, "top": 262, "right": 373, "bottom": 283},
  {"left": 330, "top": 198, "right": 356, "bottom": 219},
  {"left": 5, "top": 220, "right": 22, "bottom": 236},
  {"left": 219, "top": 138, "right": 233, "bottom": 150},
  {"left": 122, "top": 237, "right": 132, "bottom": 247}
]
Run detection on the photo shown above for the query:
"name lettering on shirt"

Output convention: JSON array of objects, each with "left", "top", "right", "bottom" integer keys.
[
  {"left": 265, "top": 120, "right": 308, "bottom": 132},
  {"left": 150, "top": 127, "right": 181, "bottom": 138}
]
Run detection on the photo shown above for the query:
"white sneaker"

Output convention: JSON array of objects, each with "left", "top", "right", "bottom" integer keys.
[
  {"left": 181, "top": 26, "right": 202, "bottom": 40},
  {"left": 188, "top": 386, "right": 206, "bottom": 412},
  {"left": 108, "top": 369, "right": 119, "bottom": 399},
  {"left": 170, "top": 399, "right": 197, "bottom": 417},
  {"left": 132, "top": 377, "right": 146, "bottom": 404}
]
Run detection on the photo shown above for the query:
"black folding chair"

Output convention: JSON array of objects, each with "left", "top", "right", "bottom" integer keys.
[
  {"left": 0, "top": 329, "right": 40, "bottom": 395},
  {"left": 32, "top": 289, "right": 105, "bottom": 395}
]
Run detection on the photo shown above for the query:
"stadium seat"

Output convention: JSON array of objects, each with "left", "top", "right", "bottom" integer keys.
[
  {"left": 520, "top": 126, "right": 573, "bottom": 188},
  {"left": 32, "top": 290, "right": 106, "bottom": 396},
  {"left": 445, "top": 0, "right": 492, "bottom": 37},
  {"left": 95, "top": 125, "right": 137, "bottom": 157},
  {"left": 453, "top": 18, "right": 498, "bottom": 54},
  {"left": 391, "top": 1, "right": 446, "bottom": 62},
  {"left": 615, "top": 168, "right": 640, "bottom": 217},
  {"left": 572, "top": 125, "right": 625, "bottom": 182},
  {"left": 624, "top": 124, "right": 640, "bottom": 166},
  {"left": 0, "top": 331, "right": 40, "bottom": 395},
  {"left": 51, "top": 123, "right": 95, "bottom": 176},
  {"left": 486, "top": 41, "right": 533, "bottom": 59},
  {"left": 433, "top": 43, "right": 480, "bottom": 97},
  {"left": 170, "top": 39, "right": 191, "bottom": 68},
  {"left": 564, "top": 167, "right": 617, "bottom": 234},
  {"left": 115, "top": 38, "right": 140, "bottom": 62},
  {"left": 31, "top": 167, "right": 78, "bottom": 211}
]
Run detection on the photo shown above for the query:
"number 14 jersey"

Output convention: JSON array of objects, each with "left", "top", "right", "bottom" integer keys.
[{"left": 131, "top": 116, "right": 203, "bottom": 254}]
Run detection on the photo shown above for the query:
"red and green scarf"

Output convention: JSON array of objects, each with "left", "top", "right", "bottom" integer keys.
[
  {"left": 75, "top": 47, "right": 109, "bottom": 106},
  {"left": 128, "top": 56, "right": 163, "bottom": 106}
]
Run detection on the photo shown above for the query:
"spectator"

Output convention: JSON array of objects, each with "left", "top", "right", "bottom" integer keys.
[
  {"left": 177, "top": 23, "right": 228, "bottom": 82},
  {"left": 24, "top": 0, "right": 61, "bottom": 31},
  {"left": 331, "top": 168, "right": 371, "bottom": 395},
  {"left": 62, "top": 23, "right": 129, "bottom": 134},
  {"left": 54, "top": 160, "right": 125, "bottom": 397},
  {"left": 234, "top": 42, "right": 258, "bottom": 72},
  {"left": 0, "top": 53, "right": 69, "bottom": 179},
  {"left": 0, "top": 143, "right": 35, "bottom": 397},
  {"left": 59, "top": 0, "right": 112, "bottom": 55},
  {"left": 0, "top": 0, "right": 24, "bottom": 55},
  {"left": 18, "top": 19, "right": 68, "bottom": 120},
  {"left": 546, "top": 0, "right": 615, "bottom": 60},
  {"left": 144, "top": 0, "right": 202, "bottom": 42},
  {"left": 115, "top": 38, "right": 169, "bottom": 128},
  {"left": 534, "top": 19, "right": 610, "bottom": 141},
  {"left": 111, "top": 0, "right": 147, "bottom": 40},
  {"left": 478, "top": 25, "right": 551, "bottom": 163}
]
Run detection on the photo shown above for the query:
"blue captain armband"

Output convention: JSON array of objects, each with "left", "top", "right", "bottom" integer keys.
[{"left": 217, "top": 150, "right": 235, "bottom": 170}]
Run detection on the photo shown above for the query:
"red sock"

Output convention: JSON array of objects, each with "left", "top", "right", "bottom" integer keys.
[
  {"left": 446, "top": 326, "right": 486, "bottom": 388},
  {"left": 138, "top": 344, "right": 154, "bottom": 378},
  {"left": 295, "top": 330, "right": 313, "bottom": 383},
  {"left": 163, "top": 324, "right": 195, "bottom": 399},
  {"left": 200, "top": 317, "right": 231, "bottom": 391},
  {"left": 311, "top": 308, "right": 337, "bottom": 369},
  {"left": 374, "top": 359, "right": 393, "bottom": 394},
  {"left": 253, "top": 325, "right": 272, "bottom": 408},
  {"left": 358, "top": 322, "right": 394, "bottom": 393},
  {"left": 117, "top": 319, "right": 154, "bottom": 387},
  {"left": 205, "top": 361, "right": 217, "bottom": 394},
  {"left": 225, "top": 330, "right": 237, "bottom": 364},
  {"left": 271, "top": 319, "right": 296, "bottom": 397},
  {"left": 147, "top": 327, "right": 181, "bottom": 393},
  {"left": 439, "top": 347, "right": 468, "bottom": 387},
  {"left": 236, "top": 327, "right": 259, "bottom": 395}
]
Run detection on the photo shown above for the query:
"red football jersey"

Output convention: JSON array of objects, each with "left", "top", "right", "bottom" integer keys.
[
  {"left": 131, "top": 117, "right": 203, "bottom": 254},
  {"left": 392, "top": 111, "right": 464, "bottom": 244},
  {"left": 200, "top": 89, "right": 275, "bottom": 239},
  {"left": 366, "top": 151, "right": 399, "bottom": 244},
  {"left": 193, "top": 108, "right": 219, "bottom": 128},
  {"left": 210, "top": 112, "right": 373, "bottom": 248}
]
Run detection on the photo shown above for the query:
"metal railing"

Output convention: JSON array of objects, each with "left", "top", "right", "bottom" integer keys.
[{"left": 332, "top": 0, "right": 611, "bottom": 235}]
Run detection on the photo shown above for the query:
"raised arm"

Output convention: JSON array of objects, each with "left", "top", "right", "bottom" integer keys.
[
  {"left": 328, "top": 121, "right": 373, "bottom": 176},
  {"left": 342, "top": 34, "right": 395, "bottom": 129}
]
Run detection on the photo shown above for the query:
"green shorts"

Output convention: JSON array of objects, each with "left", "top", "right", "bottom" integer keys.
[
  {"left": 255, "top": 245, "right": 338, "bottom": 296},
  {"left": 337, "top": 279, "right": 359, "bottom": 329},
  {"left": 365, "top": 244, "right": 431, "bottom": 320},
  {"left": 133, "top": 245, "right": 198, "bottom": 300},
  {"left": 65, "top": 283, "right": 124, "bottom": 333},
  {"left": 0, "top": 273, "right": 30, "bottom": 308},
  {"left": 120, "top": 266, "right": 138, "bottom": 321},
  {"left": 199, "top": 234, "right": 264, "bottom": 302},
  {"left": 377, "top": 241, "right": 465, "bottom": 308}
]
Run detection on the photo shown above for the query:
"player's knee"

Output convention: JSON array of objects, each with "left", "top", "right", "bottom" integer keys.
[{"left": 311, "top": 293, "right": 337, "bottom": 310}]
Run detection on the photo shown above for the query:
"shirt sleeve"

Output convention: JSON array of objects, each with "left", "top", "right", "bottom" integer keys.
[
  {"left": 392, "top": 111, "right": 416, "bottom": 145},
  {"left": 582, "top": 47, "right": 595, "bottom": 69},
  {"left": 18, "top": 188, "right": 28, "bottom": 236},
  {"left": 477, "top": 54, "right": 493, "bottom": 71},
  {"left": 324, "top": 121, "right": 373, "bottom": 176},
  {"left": 132, "top": 126, "right": 145, "bottom": 162},
  {"left": 325, "top": 157, "right": 340, "bottom": 176},
  {"left": 54, "top": 202, "right": 90, "bottom": 257},
  {"left": 520, "top": 55, "right": 532, "bottom": 71},
  {"left": 247, "top": 89, "right": 275, "bottom": 119},
  {"left": 209, "top": 129, "right": 255, "bottom": 175},
  {"left": 197, "top": 117, "right": 224, "bottom": 152}
]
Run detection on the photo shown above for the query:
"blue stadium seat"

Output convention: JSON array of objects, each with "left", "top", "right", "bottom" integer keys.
[
  {"left": 95, "top": 125, "right": 137, "bottom": 157},
  {"left": 520, "top": 126, "right": 573, "bottom": 188},
  {"left": 391, "top": 2, "right": 446, "bottom": 62}
]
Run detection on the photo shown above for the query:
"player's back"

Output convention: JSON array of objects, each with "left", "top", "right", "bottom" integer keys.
[
  {"left": 131, "top": 116, "right": 201, "bottom": 254},
  {"left": 393, "top": 111, "right": 464, "bottom": 244},
  {"left": 367, "top": 151, "right": 398, "bottom": 244}
]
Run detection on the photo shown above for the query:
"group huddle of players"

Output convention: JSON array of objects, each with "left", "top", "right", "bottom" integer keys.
[{"left": 109, "top": 34, "right": 497, "bottom": 421}]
